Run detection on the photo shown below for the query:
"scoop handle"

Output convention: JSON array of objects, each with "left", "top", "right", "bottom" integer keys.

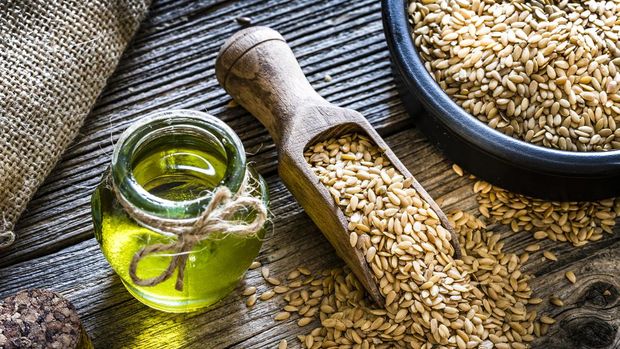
[{"left": 215, "top": 26, "right": 327, "bottom": 145}]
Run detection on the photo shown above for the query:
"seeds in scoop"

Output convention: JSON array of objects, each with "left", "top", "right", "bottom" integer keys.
[
  {"left": 287, "top": 270, "right": 300, "bottom": 280},
  {"left": 349, "top": 232, "right": 357, "bottom": 248},
  {"left": 297, "top": 134, "right": 538, "bottom": 348},
  {"left": 566, "top": 271, "right": 577, "bottom": 284}
]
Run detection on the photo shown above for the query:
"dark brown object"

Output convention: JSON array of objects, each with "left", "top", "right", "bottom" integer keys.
[
  {"left": 0, "top": 289, "right": 91, "bottom": 349},
  {"left": 215, "top": 26, "right": 460, "bottom": 304},
  {"left": 0, "top": 0, "right": 150, "bottom": 249}
]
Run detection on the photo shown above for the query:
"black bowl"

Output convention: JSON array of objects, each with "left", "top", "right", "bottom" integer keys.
[{"left": 382, "top": 0, "right": 620, "bottom": 201}]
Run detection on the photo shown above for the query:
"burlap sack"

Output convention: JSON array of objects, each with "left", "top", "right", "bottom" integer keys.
[{"left": 0, "top": 0, "right": 150, "bottom": 248}]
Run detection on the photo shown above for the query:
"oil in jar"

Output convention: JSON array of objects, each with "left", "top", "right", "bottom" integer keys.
[{"left": 92, "top": 113, "right": 268, "bottom": 313}]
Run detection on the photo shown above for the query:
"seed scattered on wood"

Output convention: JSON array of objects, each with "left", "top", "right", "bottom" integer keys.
[
  {"left": 297, "top": 134, "right": 539, "bottom": 348},
  {"left": 297, "top": 267, "right": 311, "bottom": 276},
  {"left": 543, "top": 251, "right": 558, "bottom": 262},
  {"left": 474, "top": 180, "right": 619, "bottom": 247},
  {"left": 550, "top": 296, "right": 564, "bottom": 307},
  {"left": 540, "top": 315, "right": 556, "bottom": 325},
  {"left": 242, "top": 287, "right": 256, "bottom": 296},
  {"left": 324, "top": 74, "right": 332, "bottom": 82},
  {"left": 452, "top": 164, "right": 463, "bottom": 176},
  {"left": 249, "top": 261, "right": 261, "bottom": 269},
  {"left": 246, "top": 294, "right": 257, "bottom": 307},
  {"left": 274, "top": 312, "right": 291, "bottom": 321},
  {"left": 261, "top": 267, "right": 270, "bottom": 279},
  {"left": 274, "top": 286, "right": 289, "bottom": 294},
  {"left": 525, "top": 244, "right": 540, "bottom": 252},
  {"left": 566, "top": 271, "right": 577, "bottom": 284},
  {"left": 297, "top": 317, "right": 312, "bottom": 327},
  {"left": 266, "top": 277, "right": 281, "bottom": 286},
  {"left": 260, "top": 291, "right": 275, "bottom": 301},
  {"left": 278, "top": 339, "right": 287, "bottom": 349},
  {"left": 241, "top": 133, "right": 596, "bottom": 348}
]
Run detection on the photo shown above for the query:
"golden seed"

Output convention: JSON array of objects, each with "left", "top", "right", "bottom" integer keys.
[
  {"left": 261, "top": 267, "right": 270, "bottom": 279},
  {"left": 260, "top": 291, "right": 275, "bottom": 301},
  {"left": 274, "top": 286, "right": 289, "bottom": 294},
  {"left": 266, "top": 277, "right": 281, "bottom": 286},
  {"left": 298, "top": 317, "right": 313, "bottom": 327},
  {"left": 242, "top": 286, "right": 256, "bottom": 296},
  {"left": 452, "top": 164, "right": 464, "bottom": 176},
  {"left": 540, "top": 315, "right": 556, "bottom": 325},
  {"left": 550, "top": 296, "right": 564, "bottom": 307},
  {"left": 246, "top": 294, "right": 257, "bottom": 307},
  {"left": 274, "top": 312, "right": 290, "bottom": 321},
  {"left": 249, "top": 261, "right": 261, "bottom": 269},
  {"left": 543, "top": 251, "right": 558, "bottom": 262}
]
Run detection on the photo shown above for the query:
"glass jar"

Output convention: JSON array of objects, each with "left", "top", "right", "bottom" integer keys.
[{"left": 91, "top": 110, "right": 269, "bottom": 313}]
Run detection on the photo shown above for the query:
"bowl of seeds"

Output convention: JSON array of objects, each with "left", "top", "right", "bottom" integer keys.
[{"left": 382, "top": 0, "right": 620, "bottom": 200}]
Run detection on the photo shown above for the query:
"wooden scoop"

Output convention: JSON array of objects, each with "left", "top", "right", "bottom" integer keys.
[{"left": 215, "top": 26, "right": 460, "bottom": 304}]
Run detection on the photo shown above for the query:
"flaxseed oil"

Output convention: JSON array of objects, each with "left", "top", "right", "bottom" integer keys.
[{"left": 92, "top": 132, "right": 266, "bottom": 312}]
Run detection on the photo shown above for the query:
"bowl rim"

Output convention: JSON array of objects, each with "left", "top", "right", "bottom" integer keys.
[{"left": 382, "top": 0, "right": 620, "bottom": 177}]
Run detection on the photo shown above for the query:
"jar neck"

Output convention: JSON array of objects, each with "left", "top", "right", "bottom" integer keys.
[{"left": 111, "top": 109, "right": 247, "bottom": 221}]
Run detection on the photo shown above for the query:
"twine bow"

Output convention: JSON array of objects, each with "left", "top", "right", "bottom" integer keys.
[{"left": 118, "top": 185, "right": 267, "bottom": 291}]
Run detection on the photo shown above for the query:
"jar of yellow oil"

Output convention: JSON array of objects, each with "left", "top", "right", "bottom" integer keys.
[{"left": 91, "top": 110, "right": 268, "bottom": 313}]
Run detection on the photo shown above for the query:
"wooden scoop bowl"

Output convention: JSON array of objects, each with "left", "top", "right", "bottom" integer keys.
[{"left": 215, "top": 26, "right": 459, "bottom": 304}]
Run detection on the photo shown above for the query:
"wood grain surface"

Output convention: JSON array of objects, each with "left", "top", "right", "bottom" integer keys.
[{"left": 0, "top": 0, "right": 618, "bottom": 348}]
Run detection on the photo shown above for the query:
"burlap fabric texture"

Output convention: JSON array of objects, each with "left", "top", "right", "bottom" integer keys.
[{"left": 0, "top": 0, "right": 150, "bottom": 248}]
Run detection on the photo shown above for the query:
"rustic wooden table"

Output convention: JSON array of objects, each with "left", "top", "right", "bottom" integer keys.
[{"left": 1, "top": 1, "right": 618, "bottom": 348}]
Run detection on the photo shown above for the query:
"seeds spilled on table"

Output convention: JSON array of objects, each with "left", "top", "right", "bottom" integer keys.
[
  {"left": 244, "top": 133, "right": 541, "bottom": 348},
  {"left": 474, "top": 180, "right": 620, "bottom": 246}
]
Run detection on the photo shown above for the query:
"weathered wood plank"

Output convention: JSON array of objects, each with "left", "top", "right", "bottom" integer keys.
[
  {"left": 2, "top": 0, "right": 618, "bottom": 348},
  {"left": 1, "top": 127, "right": 618, "bottom": 348}
]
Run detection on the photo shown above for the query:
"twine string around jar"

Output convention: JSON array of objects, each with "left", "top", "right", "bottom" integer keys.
[{"left": 114, "top": 180, "right": 267, "bottom": 291}]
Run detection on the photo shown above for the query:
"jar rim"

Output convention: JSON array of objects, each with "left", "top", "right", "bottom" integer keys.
[{"left": 111, "top": 109, "right": 247, "bottom": 220}]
